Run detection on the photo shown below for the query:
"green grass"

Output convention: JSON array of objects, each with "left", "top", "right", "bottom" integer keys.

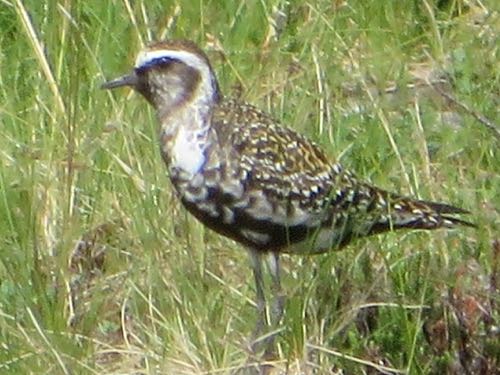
[{"left": 1, "top": 0, "right": 498, "bottom": 373}]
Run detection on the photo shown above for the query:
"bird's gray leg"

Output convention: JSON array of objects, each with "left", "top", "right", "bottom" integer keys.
[
  {"left": 267, "top": 251, "right": 285, "bottom": 327},
  {"left": 262, "top": 251, "right": 285, "bottom": 357},
  {"left": 248, "top": 248, "right": 267, "bottom": 352},
  {"left": 248, "top": 250, "right": 285, "bottom": 364}
]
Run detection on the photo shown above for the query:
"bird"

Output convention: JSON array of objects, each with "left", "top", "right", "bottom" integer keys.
[{"left": 102, "top": 39, "right": 473, "bottom": 356}]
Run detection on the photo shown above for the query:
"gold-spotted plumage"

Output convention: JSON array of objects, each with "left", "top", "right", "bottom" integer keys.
[{"left": 102, "top": 39, "right": 473, "bottom": 358}]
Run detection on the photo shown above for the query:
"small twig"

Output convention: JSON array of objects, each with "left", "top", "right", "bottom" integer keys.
[{"left": 431, "top": 83, "right": 500, "bottom": 141}]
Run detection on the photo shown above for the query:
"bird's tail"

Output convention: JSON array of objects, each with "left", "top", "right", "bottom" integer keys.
[
  {"left": 305, "top": 183, "right": 473, "bottom": 251},
  {"left": 366, "top": 187, "right": 475, "bottom": 235}
]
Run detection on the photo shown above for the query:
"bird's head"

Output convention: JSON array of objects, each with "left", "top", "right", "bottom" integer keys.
[{"left": 102, "top": 40, "right": 221, "bottom": 113}]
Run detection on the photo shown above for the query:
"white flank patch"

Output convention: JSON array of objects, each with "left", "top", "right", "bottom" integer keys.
[
  {"left": 240, "top": 229, "right": 270, "bottom": 245},
  {"left": 196, "top": 201, "right": 219, "bottom": 218},
  {"left": 220, "top": 180, "right": 244, "bottom": 199},
  {"left": 190, "top": 173, "right": 205, "bottom": 188},
  {"left": 281, "top": 206, "right": 315, "bottom": 227},
  {"left": 222, "top": 206, "right": 235, "bottom": 224},
  {"left": 288, "top": 227, "right": 341, "bottom": 254},
  {"left": 244, "top": 193, "right": 274, "bottom": 220},
  {"left": 183, "top": 186, "right": 208, "bottom": 203}
]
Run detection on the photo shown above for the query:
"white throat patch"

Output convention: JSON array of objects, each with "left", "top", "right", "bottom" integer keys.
[{"left": 170, "top": 126, "right": 207, "bottom": 176}]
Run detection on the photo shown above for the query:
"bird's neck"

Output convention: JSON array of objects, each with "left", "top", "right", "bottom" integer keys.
[{"left": 158, "top": 81, "right": 220, "bottom": 178}]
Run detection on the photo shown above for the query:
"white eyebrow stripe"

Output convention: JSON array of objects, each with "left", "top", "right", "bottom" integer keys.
[{"left": 135, "top": 49, "right": 210, "bottom": 77}]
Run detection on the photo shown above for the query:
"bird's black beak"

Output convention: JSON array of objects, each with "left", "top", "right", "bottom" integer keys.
[{"left": 101, "top": 72, "right": 137, "bottom": 90}]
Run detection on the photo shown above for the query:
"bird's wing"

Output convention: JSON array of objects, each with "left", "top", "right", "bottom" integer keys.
[
  {"left": 213, "top": 100, "right": 339, "bottom": 212},
  {"left": 210, "top": 100, "right": 472, "bottom": 252}
]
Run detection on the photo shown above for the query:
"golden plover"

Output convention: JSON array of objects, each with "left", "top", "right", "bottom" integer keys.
[{"left": 102, "top": 39, "right": 473, "bottom": 355}]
